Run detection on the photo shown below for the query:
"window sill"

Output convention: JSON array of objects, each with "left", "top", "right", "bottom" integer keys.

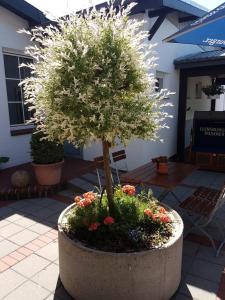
[{"left": 11, "top": 127, "right": 34, "bottom": 136}]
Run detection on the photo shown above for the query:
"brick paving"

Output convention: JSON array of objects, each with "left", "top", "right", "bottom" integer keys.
[{"left": 0, "top": 170, "right": 225, "bottom": 299}]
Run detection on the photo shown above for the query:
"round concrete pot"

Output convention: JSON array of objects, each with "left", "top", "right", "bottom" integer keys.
[
  {"left": 32, "top": 160, "right": 64, "bottom": 186},
  {"left": 58, "top": 203, "right": 183, "bottom": 300}
]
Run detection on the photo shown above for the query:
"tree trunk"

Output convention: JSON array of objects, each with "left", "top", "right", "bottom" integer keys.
[{"left": 102, "top": 139, "right": 115, "bottom": 215}]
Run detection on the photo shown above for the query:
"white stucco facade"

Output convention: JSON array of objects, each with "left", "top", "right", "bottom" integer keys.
[{"left": 0, "top": 6, "right": 32, "bottom": 168}]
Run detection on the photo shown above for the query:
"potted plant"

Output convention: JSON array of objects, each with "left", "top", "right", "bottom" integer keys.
[
  {"left": 202, "top": 82, "right": 225, "bottom": 111},
  {"left": 22, "top": 2, "right": 183, "bottom": 299},
  {"left": 30, "top": 132, "right": 64, "bottom": 185},
  {"left": 152, "top": 156, "right": 169, "bottom": 174}
]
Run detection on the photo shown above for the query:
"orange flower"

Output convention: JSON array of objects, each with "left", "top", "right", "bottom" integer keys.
[
  {"left": 122, "top": 185, "right": 136, "bottom": 196},
  {"left": 83, "top": 192, "right": 96, "bottom": 202},
  {"left": 154, "top": 213, "right": 171, "bottom": 223},
  {"left": 159, "top": 214, "right": 171, "bottom": 223},
  {"left": 144, "top": 208, "right": 153, "bottom": 217},
  {"left": 159, "top": 206, "right": 167, "bottom": 214},
  {"left": 74, "top": 196, "right": 82, "bottom": 203},
  {"left": 104, "top": 216, "right": 115, "bottom": 225},
  {"left": 88, "top": 222, "right": 100, "bottom": 231}
]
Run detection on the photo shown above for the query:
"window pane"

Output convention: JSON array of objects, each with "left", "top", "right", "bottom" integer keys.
[
  {"left": 24, "top": 103, "right": 34, "bottom": 121},
  {"left": 4, "top": 55, "right": 19, "bottom": 78},
  {"left": 8, "top": 103, "right": 23, "bottom": 125},
  {"left": 19, "top": 57, "right": 33, "bottom": 79},
  {"left": 6, "top": 80, "right": 22, "bottom": 102}
]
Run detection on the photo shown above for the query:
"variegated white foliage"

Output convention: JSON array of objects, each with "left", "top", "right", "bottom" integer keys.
[{"left": 21, "top": 1, "right": 173, "bottom": 147}]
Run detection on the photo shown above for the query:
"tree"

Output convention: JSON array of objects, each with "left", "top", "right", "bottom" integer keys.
[{"left": 22, "top": 1, "right": 171, "bottom": 215}]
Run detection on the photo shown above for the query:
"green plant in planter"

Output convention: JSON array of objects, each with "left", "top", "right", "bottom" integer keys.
[
  {"left": 202, "top": 84, "right": 225, "bottom": 97},
  {"left": 22, "top": 1, "right": 173, "bottom": 250},
  {"left": 30, "top": 132, "right": 64, "bottom": 164}
]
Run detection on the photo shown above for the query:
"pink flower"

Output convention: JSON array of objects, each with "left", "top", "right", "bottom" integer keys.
[
  {"left": 104, "top": 216, "right": 115, "bottom": 225},
  {"left": 88, "top": 222, "right": 100, "bottom": 231},
  {"left": 83, "top": 192, "right": 96, "bottom": 202}
]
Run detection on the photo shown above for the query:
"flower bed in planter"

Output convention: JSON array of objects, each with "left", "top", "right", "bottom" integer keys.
[{"left": 58, "top": 186, "right": 183, "bottom": 300}]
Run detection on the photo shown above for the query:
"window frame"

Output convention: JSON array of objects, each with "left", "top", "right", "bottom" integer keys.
[{"left": 3, "top": 51, "right": 34, "bottom": 128}]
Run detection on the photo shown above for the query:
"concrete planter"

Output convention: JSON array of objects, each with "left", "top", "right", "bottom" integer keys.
[{"left": 58, "top": 203, "right": 183, "bottom": 300}]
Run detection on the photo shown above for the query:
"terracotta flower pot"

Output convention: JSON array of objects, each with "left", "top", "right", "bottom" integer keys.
[
  {"left": 32, "top": 160, "right": 64, "bottom": 186},
  {"left": 157, "top": 162, "right": 168, "bottom": 175}
]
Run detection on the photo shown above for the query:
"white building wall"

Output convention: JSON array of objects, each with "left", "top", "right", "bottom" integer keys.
[
  {"left": 0, "top": 6, "right": 32, "bottom": 168},
  {"left": 83, "top": 12, "right": 204, "bottom": 170}
]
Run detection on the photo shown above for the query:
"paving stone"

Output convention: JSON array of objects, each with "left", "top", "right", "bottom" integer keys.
[
  {"left": 12, "top": 254, "right": 50, "bottom": 278},
  {"left": 32, "top": 263, "right": 60, "bottom": 292},
  {"left": 0, "top": 219, "right": 10, "bottom": 229},
  {"left": 54, "top": 286, "right": 74, "bottom": 300},
  {"left": 14, "top": 217, "right": 37, "bottom": 228},
  {"left": 30, "top": 207, "right": 57, "bottom": 220},
  {"left": 6, "top": 200, "right": 29, "bottom": 210},
  {"left": 182, "top": 241, "right": 200, "bottom": 257},
  {"left": 35, "top": 241, "right": 58, "bottom": 262},
  {"left": 17, "top": 204, "right": 43, "bottom": 215},
  {"left": 47, "top": 213, "right": 60, "bottom": 225},
  {"left": 0, "top": 223, "right": 24, "bottom": 238},
  {"left": 4, "top": 280, "right": 50, "bottom": 300},
  {"left": 0, "top": 240, "right": 19, "bottom": 258},
  {"left": 196, "top": 245, "right": 225, "bottom": 266},
  {"left": 8, "top": 229, "right": 39, "bottom": 246},
  {"left": 44, "top": 294, "right": 61, "bottom": 300},
  {"left": 189, "top": 258, "right": 224, "bottom": 283},
  {"left": 0, "top": 260, "right": 9, "bottom": 272},
  {"left": 4, "top": 213, "right": 23, "bottom": 222},
  {"left": 180, "top": 274, "right": 218, "bottom": 300},
  {"left": 182, "top": 255, "right": 195, "bottom": 274},
  {"left": 0, "top": 269, "right": 26, "bottom": 299},
  {"left": 29, "top": 223, "right": 52, "bottom": 234},
  {"left": 174, "top": 293, "right": 193, "bottom": 300},
  {"left": 0, "top": 207, "right": 15, "bottom": 220}
]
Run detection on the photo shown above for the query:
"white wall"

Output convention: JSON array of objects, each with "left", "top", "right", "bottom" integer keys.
[
  {"left": 83, "top": 12, "right": 204, "bottom": 170},
  {"left": 0, "top": 6, "right": 32, "bottom": 168}
]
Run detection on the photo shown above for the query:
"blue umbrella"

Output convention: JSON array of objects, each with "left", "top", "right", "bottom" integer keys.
[{"left": 165, "top": 3, "right": 225, "bottom": 48}]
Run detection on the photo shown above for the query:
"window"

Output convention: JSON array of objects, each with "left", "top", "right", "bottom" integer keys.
[
  {"left": 3, "top": 53, "right": 33, "bottom": 126},
  {"left": 156, "top": 77, "right": 163, "bottom": 91}
]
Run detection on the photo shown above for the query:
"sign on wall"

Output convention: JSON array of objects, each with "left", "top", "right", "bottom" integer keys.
[{"left": 192, "top": 111, "right": 225, "bottom": 153}]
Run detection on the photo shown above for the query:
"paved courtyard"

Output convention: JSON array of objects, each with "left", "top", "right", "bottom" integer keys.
[{"left": 0, "top": 170, "right": 225, "bottom": 299}]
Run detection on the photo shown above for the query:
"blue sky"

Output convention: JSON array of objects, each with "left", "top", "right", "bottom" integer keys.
[{"left": 26, "top": 0, "right": 225, "bottom": 18}]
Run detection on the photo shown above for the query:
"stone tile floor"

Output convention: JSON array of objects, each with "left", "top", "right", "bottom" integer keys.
[{"left": 0, "top": 170, "right": 225, "bottom": 299}]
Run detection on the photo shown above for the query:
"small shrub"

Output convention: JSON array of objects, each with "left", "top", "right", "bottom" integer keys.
[{"left": 30, "top": 132, "right": 64, "bottom": 164}]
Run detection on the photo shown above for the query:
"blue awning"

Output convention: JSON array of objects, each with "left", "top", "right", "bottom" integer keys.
[{"left": 165, "top": 2, "right": 225, "bottom": 48}]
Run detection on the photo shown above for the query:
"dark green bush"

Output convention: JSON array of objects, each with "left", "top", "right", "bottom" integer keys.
[
  {"left": 0, "top": 157, "right": 9, "bottom": 164},
  {"left": 30, "top": 132, "right": 64, "bottom": 164}
]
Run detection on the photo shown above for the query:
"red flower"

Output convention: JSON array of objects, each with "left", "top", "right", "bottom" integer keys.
[
  {"left": 122, "top": 185, "right": 136, "bottom": 196},
  {"left": 104, "top": 216, "right": 115, "bottom": 225},
  {"left": 88, "top": 222, "right": 100, "bottom": 231},
  {"left": 74, "top": 196, "right": 82, "bottom": 203}
]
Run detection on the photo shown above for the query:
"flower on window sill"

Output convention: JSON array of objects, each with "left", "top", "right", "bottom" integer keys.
[
  {"left": 122, "top": 185, "right": 136, "bottom": 196},
  {"left": 104, "top": 216, "right": 115, "bottom": 225}
]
